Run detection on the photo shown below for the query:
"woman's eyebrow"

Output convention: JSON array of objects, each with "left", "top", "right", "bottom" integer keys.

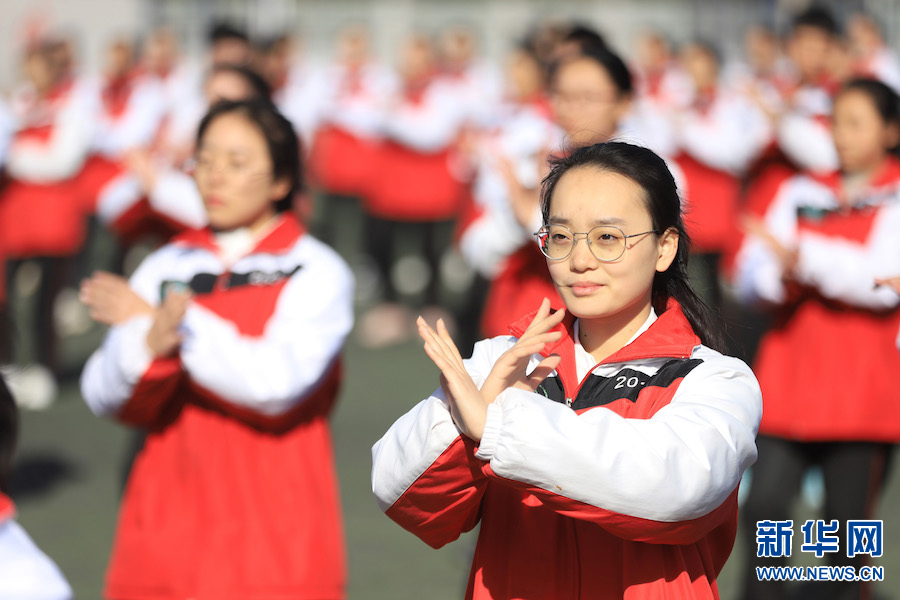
[{"left": 548, "top": 216, "right": 627, "bottom": 226}]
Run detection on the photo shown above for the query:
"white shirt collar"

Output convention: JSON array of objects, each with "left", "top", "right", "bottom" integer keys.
[
  {"left": 213, "top": 216, "right": 279, "bottom": 267},
  {"left": 572, "top": 308, "right": 658, "bottom": 382}
]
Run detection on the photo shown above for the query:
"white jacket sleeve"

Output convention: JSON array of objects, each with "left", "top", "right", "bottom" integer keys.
[
  {"left": 178, "top": 240, "right": 354, "bottom": 415},
  {"left": 381, "top": 84, "right": 467, "bottom": 152},
  {"left": 372, "top": 336, "right": 506, "bottom": 510},
  {"left": 6, "top": 84, "right": 98, "bottom": 182},
  {"left": 793, "top": 201, "right": 900, "bottom": 310},
  {"left": 80, "top": 249, "right": 172, "bottom": 417},
  {"left": 732, "top": 178, "right": 802, "bottom": 306},
  {"left": 678, "top": 97, "right": 770, "bottom": 175},
  {"left": 777, "top": 113, "right": 838, "bottom": 174},
  {"left": 0, "top": 520, "right": 73, "bottom": 600},
  {"left": 458, "top": 203, "right": 532, "bottom": 278},
  {"left": 148, "top": 168, "right": 209, "bottom": 229},
  {"left": 474, "top": 349, "right": 762, "bottom": 523},
  {"left": 94, "top": 78, "right": 167, "bottom": 157}
]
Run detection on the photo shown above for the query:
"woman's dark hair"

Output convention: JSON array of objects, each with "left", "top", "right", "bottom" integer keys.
[
  {"left": 196, "top": 98, "right": 301, "bottom": 213},
  {"left": 539, "top": 141, "right": 726, "bottom": 351},
  {"left": 0, "top": 306, "right": 16, "bottom": 494},
  {"left": 0, "top": 378, "right": 15, "bottom": 495},
  {"left": 837, "top": 77, "right": 900, "bottom": 154},
  {"left": 791, "top": 4, "right": 840, "bottom": 37},
  {"left": 206, "top": 63, "right": 272, "bottom": 101},
  {"left": 549, "top": 43, "right": 633, "bottom": 98},
  {"left": 562, "top": 23, "right": 608, "bottom": 53},
  {"left": 208, "top": 20, "right": 250, "bottom": 46}
]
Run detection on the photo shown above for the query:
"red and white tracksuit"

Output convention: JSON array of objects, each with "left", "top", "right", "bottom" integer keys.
[
  {"left": 0, "top": 76, "right": 98, "bottom": 257},
  {"left": 372, "top": 300, "right": 762, "bottom": 599},
  {"left": 80, "top": 214, "right": 354, "bottom": 599},
  {"left": 670, "top": 83, "right": 771, "bottom": 254},
  {"left": 733, "top": 158, "right": 900, "bottom": 441},
  {"left": 364, "top": 75, "right": 470, "bottom": 222},
  {"left": 307, "top": 62, "right": 395, "bottom": 197}
]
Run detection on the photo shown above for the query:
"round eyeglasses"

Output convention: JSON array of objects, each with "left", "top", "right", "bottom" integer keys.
[{"left": 534, "top": 224, "right": 660, "bottom": 262}]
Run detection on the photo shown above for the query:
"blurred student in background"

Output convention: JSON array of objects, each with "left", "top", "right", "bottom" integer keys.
[
  {"left": 734, "top": 77, "right": 900, "bottom": 600},
  {"left": 79, "top": 99, "right": 353, "bottom": 599},
  {"left": 307, "top": 24, "right": 393, "bottom": 260},
  {"left": 0, "top": 309, "right": 72, "bottom": 599},
  {"left": 357, "top": 33, "right": 470, "bottom": 348},
  {"left": 670, "top": 39, "right": 770, "bottom": 310},
  {"left": 0, "top": 35, "right": 99, "bottom": 408}
]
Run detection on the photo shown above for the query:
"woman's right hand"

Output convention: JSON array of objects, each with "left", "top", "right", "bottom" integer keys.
[
  {"left": 146, "top": 290, "right": 191, "bottom": 357},
  {"left": 479, "top": 298, "right": 564, "bottom": 404}
]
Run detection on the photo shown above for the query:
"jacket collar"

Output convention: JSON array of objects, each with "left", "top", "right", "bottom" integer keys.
[
  {"left": 810, "top": 156, "right": 900, "bottom": 194},
  {"left": 508, "top": 298, "right": 701, "bottom": 393},
  {"left": 0, "top": 492, "right": 13, "bottom": 524},
  {"left": 173, "top": 213, "right": 306, "bottom": 257}
]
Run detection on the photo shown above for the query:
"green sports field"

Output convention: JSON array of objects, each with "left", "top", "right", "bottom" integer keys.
[{"left": 11, "top": 314, "right": 900, "bottom": 599}]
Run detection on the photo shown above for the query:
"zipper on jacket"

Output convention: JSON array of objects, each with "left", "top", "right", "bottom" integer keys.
[{"left": 565, "top": 397, "right": 573, "bottom": 408}]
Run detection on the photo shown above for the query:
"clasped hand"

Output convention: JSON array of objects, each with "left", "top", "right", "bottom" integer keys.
[
  {"left": 416, "top": 298, "right": 565, "bottom": 442},
  {"left": 80, "top": 271, "right": 191, "bottom": 357}
]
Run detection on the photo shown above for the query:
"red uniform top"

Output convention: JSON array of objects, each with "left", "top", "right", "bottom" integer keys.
[
  {"left": 81, "top": 215, "right": 354, "bottom": 599},
  {"left": 373, "top": 301, "right": 762, "bottom": 599},
  {"left": 0, "top": 78, "right": 97, "bottom": 257},
  {"left": 734, "top": 158, "right": 900, "bottom": 440},
  {"left": 364, "top": 76, "right": 469, "bottom": 221}
]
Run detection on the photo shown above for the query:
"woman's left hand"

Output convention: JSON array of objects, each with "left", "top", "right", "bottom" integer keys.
[{"left": 80, "top": 271, "right": 153, "bottom": 325}]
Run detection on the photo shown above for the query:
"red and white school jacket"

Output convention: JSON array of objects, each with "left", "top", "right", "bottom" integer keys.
[
  {"left": 671, "top": 84, "right": 771, "bottom": 254},
  {"left": 0, "top": 493, "right": 73, "bottom": 599},
  {"left": 733, "top": 159, "right": 900, "bottom": 441},
  {"left": 372, "top": 301, "right": 762, "bottom": 600},
  {"left": 80, "top": 214, "right": 354, "bottom": 600},
  {"left": 776, "top": 80, "right": 838, "bottom": 174},
  {"left": 79, "top": 69, "right": 169, "bottom": 232},
  {"left": 0, "top": 77, "right": 98, "bottom": 257},
  {"left": 364, "top": 76, "right": 470, "bottom": 222},
  {"left": 307, "top": 62, "right": 395, "bottom": 196}
]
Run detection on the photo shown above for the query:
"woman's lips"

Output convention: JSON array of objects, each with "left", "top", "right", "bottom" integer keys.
[
  {"left": 569, "top": 282, "right": 604, "bottom": 297},
  {"left": 205, "top": 196, "right": 226, "bottom": 208}
]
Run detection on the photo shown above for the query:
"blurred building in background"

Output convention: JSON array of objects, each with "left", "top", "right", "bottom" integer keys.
[{"left": 1, "top": 0, "right": 898, "bottom": 92}]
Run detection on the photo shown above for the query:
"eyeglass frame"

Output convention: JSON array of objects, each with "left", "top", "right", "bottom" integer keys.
[{"left": 533, "top": 223, "right": 661, "bottom": 262}]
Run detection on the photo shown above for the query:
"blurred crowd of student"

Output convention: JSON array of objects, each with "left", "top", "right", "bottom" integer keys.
[
  {"left": 0, "top": 4, "right": 897, "bottom": 401},
  {"left": 1, "top": 2, "right": 900, "bottom": 598}
]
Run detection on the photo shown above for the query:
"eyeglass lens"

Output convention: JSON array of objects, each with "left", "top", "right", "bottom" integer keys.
[{"left": 537, "top": 225, "right": 626, "bottom": 261}]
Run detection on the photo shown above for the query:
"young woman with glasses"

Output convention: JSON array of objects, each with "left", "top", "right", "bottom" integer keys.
[
  {"left": 373, "top": 141, "right": 762, "bottom": 599},
  {"left": 80, "top": 98, "right": 353, "bottom": 599}
]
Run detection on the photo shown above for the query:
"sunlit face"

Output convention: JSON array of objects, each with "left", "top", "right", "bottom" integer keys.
[
  {"left": 788, "top": 26, "right": 832, "bottom": 81},
  {"left": 551, "top": 57, "right": 630, "bottom": 146},
  {"left": 194, "top": 112, "right": 289, "bottom": 232},
  {"left": 680, "top": 44, "right": 718, "bottom": 92},
  {"left": 506, "top": 49, "right": 543, "bottom": 101},
  {"left": 832, "top": 89, "right": 899, "bottom": 174},
  {"left": 545, "top": 168, "right": 677, "bottom": 321}
]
